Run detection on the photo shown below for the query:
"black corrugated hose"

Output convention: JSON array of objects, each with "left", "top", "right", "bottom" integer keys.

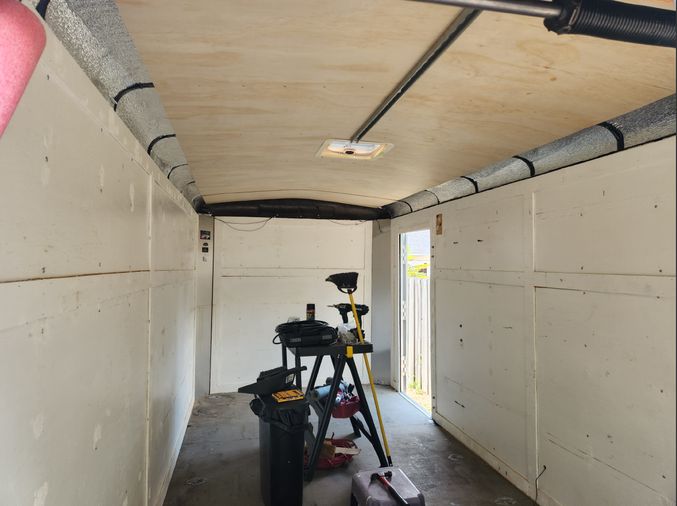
[
  {"left": 546, "top": 0, "right": 676, "bottom": 47},
  {"left": 273, "top": 320, "right": 334, "bottom": 345}
]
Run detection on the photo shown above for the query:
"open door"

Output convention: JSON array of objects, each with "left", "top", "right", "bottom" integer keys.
[{"left": 399, "top": 229, "right": 431, "bottom": 413}]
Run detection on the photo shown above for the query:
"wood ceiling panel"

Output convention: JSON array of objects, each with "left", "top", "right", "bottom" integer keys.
[
  {"left": 116, "top": 0, "right": 460, "bottom": 207},
  {"left": 117, "top": 0, "right": 675, "bottom": 208},
  {"left": 367, "top": 11, "right": 675, "bottom": 187}
]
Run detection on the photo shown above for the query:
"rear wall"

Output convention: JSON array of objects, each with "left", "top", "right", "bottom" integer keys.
[
  {"left": 389, "top": 137, "right": 676, "bottom": 505},
  {"left": 0, "top": 17, "right": 197, "bottom": 506},
  {"left": 210, "top": 218, "right": 372, "bottom": 392}
]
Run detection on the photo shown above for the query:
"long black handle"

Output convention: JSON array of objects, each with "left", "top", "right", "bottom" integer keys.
[{"left": 376, "top": 475, "right": 409, "bottom": 506}]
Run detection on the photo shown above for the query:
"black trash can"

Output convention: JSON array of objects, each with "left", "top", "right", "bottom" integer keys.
[{"left": 250, "top": 395, "right": 309, "bottom": 506}]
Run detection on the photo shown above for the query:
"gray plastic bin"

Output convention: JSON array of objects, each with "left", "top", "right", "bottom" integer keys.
[{"left": 351, "top": 467, "right": 425, "bottom": 505}]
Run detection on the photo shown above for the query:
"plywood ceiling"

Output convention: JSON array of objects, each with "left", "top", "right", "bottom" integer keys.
[{"left": 117, "top": 0, "right": 675, "bottom": 208}]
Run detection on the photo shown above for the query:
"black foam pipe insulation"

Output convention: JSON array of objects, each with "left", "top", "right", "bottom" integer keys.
[{"left": 208, "top": 199, "right": 389, "bottom": 220}]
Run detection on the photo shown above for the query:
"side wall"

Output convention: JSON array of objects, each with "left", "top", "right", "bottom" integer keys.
[
  {"left": 390, "top": 138, "right": 676, "bottom": 505},
  {"left": 210, "top": 218, "right": 372, "bottom": 393},
  {"left": 0, "top": 17, "right": 197, "bottom": 506},
  {"left": 195, "top": 215, "right": 215, "bottom": 398},
  {"left": 371, "top": 220, "right": 393, "bottom": 384}
]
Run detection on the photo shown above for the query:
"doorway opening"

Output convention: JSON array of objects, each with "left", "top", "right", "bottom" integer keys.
[{"left": 398, "top": 229, "right": 432, "bottom": 414}]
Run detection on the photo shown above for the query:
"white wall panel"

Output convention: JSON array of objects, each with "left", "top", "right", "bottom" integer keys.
[
  {"left": 217, "top": 218, "right": 367, "bottom": 271},
  {"left": 211, "top": 218, "right": 371, "bottom": 393},
  {"left": 195, "top": 214, "right": 215, "bottom": 398},
  {"left": 435, "top": 279, "right": 529, "bottom": 479},
  {"left": 150, "top": 178, "right": 197, "bottom": 272},
  {"left": 0, "top": 274, "right": 149, "bottom": 506},
  {"left": 147, "top": 180, "right": 197, "bottom": 506},
  {"left": 534, "top": 146, "right": 676, "bottom": 276},
  {"left": 0, "top": 27, "right": 150, "bottom": 282},
  {"left": 536, "top": 288, "right": 675, "bottom": 506},
  {"left": 147, "top": 270, "right": 196, "bottom": 506},
  {"left": 435, "top": 195, "right": 525, "bottom": 272},
  {"left": 370, "top": 221, "right": 393, "bottom": 384},
  {"left": 212, "top": 275, "right": 368, "bottom": 392}
]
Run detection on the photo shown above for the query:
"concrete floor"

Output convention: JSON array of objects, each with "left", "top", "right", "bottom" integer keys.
[{"left": 164, "top": 387, "right": 535, "bottom": 506}]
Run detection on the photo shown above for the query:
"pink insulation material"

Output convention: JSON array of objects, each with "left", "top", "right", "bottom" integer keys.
[{"left": 0, "top": 0, "right": 46, "bottom": 137}]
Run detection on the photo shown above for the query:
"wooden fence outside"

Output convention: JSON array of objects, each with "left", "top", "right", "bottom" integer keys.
[{"left": 403, "top": 276, "right": 430, "bottom": 395}]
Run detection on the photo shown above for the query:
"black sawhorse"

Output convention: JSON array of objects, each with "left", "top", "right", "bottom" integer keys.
[{"left": 282, "top": 342, "right": 388, "bottom": 481}]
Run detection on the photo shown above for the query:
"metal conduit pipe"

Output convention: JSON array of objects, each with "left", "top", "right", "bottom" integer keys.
[
  {"left": 412, "top": 0, "right": 561, "bottom": 17},
  {"left": 410, "top": 0, "right": 676, "bottom": 47},
  {"left": 351, "top": 8, "right": 479, "bottom": 143}
]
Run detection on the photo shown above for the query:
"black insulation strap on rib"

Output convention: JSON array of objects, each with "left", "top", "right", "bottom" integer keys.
[
  {"left": 147, "top": 134, "right": 176, "bottom": 155},
  {"left": 461, "top": 176, "right": 479, "bottom": 193},
  {"left": 598, "top": 121, "right": 625, "bottom": 151},
  {"left": 166, "top": 163, "right": 188, "bottom": 179},
  {"left": 113, "top": 82, "right": 155, "bottom": 111},
  {"left": 36, "top": 0, "right": 50, "bottom": 17},
  {"left": 513, "top": 155, "right": 536, "bottom": 177}
]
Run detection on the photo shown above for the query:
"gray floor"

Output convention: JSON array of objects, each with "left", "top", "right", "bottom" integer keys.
[{"left": 164, "top": 387, "right": 535, "bottom": 506}]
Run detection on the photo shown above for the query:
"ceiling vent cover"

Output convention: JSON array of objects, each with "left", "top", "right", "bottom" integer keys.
[{"left": 316, "top": 139, "right": 393, "bottom": 160}]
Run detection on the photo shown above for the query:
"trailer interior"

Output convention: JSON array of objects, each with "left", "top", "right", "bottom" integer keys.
[{"left": 1, "top": 1, "right": 675, "bottom": 505}]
